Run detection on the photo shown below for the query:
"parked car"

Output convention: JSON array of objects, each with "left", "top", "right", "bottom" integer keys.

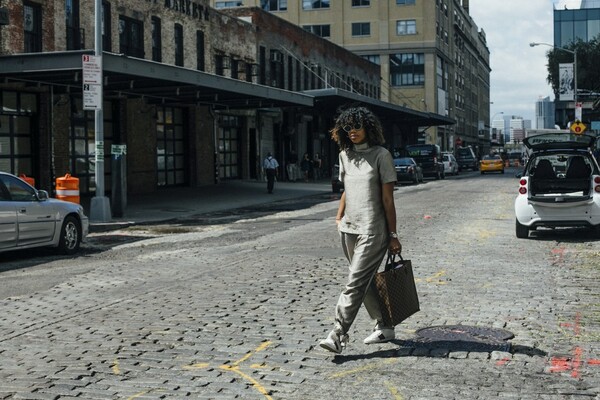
[
  {"left": 405, "top": 144, "right": 445, "bottom": 179},
  {"left": 480, "top": 154, "right": 504, "bottom": 174},
  {"left": 331, "top": 164, "right": 343, "bottom": 193},
  {"left": 442, "top": 152, "right": 459, "bottom": 176},
  {"left": 514, "top": 133, "right": 600, "bottom": 238},
  {"left": 394, "top": 157, "right": 423, "bottom": 184},
  {"left": 0, "top": 171, "right": 89, "bottom": 254},
  {"left": 456, "top": 146, "right": 478, "bottom": 171}
]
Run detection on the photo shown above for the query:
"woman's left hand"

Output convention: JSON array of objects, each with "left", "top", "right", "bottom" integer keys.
[{"left": 389, "top": 238, "right": 402, "bottom": 255}]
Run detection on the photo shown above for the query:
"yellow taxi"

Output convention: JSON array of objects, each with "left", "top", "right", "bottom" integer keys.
[{"left": 480, "top": 154, "right": 505, "bottom": 174}]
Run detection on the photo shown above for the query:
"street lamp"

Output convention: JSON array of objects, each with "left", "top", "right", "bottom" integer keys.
[{"left": 529, "top": 42, "right": 577, "bottom": 106}]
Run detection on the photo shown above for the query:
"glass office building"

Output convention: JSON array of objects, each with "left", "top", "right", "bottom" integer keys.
[{"left": 554, "top": 3, "right": 600, "bottom": 47}]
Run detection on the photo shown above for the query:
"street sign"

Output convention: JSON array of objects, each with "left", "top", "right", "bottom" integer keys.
[
  {"left": 576, "top": 102, "right": 583, "bottom": 121},
  {"left": 83, "top": 83, "right": 102, "bottom": 110},
  {"left": 82, "top": 55, "right": 102, "bottom": 84},
  {"left": 82, "top": 55, "right": 103, "bottom": 110},
  {"left": 570, "top": 120, "right": 587, "bottom": 135}
]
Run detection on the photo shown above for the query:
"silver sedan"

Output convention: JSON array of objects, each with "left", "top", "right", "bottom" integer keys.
[{"left": 0, "top": 172, "right": 89, "bottom": 255}]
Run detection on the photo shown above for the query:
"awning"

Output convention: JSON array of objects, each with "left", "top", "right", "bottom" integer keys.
[
  {"left": 0, "top": 50, "right": 313, "bottom": 108},
  {"left": 303, "top": 88, "right": 455, "bottom": 127}
]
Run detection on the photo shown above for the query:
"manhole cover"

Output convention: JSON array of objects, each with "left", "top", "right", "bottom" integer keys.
[{"left": 416, "top": 325, "right": 514, "bottom": 343}]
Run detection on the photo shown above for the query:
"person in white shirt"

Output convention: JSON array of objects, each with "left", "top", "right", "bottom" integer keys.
[{"left": 263, "top": 152, "right": 279, "bottom": 194}]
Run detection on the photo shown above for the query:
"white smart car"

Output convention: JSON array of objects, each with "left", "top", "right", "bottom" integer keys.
[
  {"left": 514, "top": 133, "right": 600, "bottom": 238},
  {"left": 0, "top": 171, "right": 89, "bottom": 254}
]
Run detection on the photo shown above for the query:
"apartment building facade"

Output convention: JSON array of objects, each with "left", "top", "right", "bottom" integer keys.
[{"left": 214, "top": 0, "right": 489, "bottom": 153}]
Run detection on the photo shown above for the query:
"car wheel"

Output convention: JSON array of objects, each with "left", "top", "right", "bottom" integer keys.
[
  {"left": 441, "top": 170, "right": 446, "bottom": 179},
  {"left": 501, "top": 169, "right": 505, "bottom": 174},
  {"left": 412, "top": 174, "right": 418, "bottom": 184},
  {"left": 58, "top": 215, "right": 81, "bottom": 255},
  {"left": 515, "top": 219, "right": 529, "bottom": 239}
]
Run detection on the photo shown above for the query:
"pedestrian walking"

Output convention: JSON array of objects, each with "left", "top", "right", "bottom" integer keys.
[
  {"left": 313, "top": 153, "right": 322, "bottom": 180},
  {"left": 301, "top": 153, "right": 312, "bottom": 182},
  {"left": 263, "top": 152, "right": 279, "bottom": 194},
  {"left": 319, "top": 106, "right": 401, "bottom": 354}
]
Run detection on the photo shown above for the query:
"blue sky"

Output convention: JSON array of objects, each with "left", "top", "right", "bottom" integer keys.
[{"left": 469, "top": 0, "right": 558, "bottom": 126}]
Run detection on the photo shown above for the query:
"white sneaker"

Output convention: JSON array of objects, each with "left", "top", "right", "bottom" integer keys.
[
  {"left": 363, "top": 328, "right": 395, "bottom": 344},
  {"left": 319, "top": 330, "right": 349, "bottom": 354}
]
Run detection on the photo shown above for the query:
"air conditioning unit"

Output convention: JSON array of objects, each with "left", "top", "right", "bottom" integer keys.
[{"left": 270, "top": 51, "right": 282, "bottom": 63}]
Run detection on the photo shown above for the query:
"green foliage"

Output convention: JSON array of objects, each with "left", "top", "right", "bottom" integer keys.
[{"left": 546, "top": 36, "right": 600, "bottom": 97}]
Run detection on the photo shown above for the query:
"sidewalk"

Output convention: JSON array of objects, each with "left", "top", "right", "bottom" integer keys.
[{"left": 86, "top": 179, "right": 334, "bottom": 232}]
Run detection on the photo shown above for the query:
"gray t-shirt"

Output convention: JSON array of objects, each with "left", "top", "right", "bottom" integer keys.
[{"left": 338, "top": 145, "right": 396, "bottom": 235}]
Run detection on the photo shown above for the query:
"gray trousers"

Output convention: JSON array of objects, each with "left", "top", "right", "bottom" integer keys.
[{"left": 334, "top": 232, "right": 389, "bottom": 335}]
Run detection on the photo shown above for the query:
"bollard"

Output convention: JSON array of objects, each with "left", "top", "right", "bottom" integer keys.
[{"left": 56, "top": 173, "right": 80, "bottom": 204}]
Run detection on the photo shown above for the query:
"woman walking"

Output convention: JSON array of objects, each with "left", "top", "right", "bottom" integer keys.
[{"left": 319, "top": 106, "right": 402, "bottom": 354}]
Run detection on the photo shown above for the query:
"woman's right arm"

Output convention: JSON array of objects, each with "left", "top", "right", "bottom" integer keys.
[{"left": 336, "top": 191, "right": 346, "bottom": 227}]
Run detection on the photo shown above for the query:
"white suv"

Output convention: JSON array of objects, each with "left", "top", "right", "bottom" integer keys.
[{"left": 514, "top": 133, "right": 600, "bottom": 238}]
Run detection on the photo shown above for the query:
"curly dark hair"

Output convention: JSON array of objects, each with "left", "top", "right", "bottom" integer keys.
[{"left": 330, "top": 105, "right": 385, "bottom": 151}]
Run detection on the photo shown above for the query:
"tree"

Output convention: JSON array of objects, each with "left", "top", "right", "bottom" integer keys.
[{"left": 546, "top": 37, "right": 600, "bottom": 100}]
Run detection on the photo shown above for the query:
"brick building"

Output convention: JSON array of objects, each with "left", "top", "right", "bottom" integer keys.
[{"left": 0, "top": 0, "right": 451, "bottom": 217}]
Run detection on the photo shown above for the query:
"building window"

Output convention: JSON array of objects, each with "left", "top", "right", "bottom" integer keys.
[
  {"left": 156, "top": 107, "right": 186, "bottom": 187},
  {"left": 0, "top": 92, "right": 37, "bottom": 176},
  {"left": 396, "top": 0, "right": 415, "bottom": 4},
  {"left": 352, "top": 22, "right": 371, "bottom": 36},
  {"left": 215, "top": 54, "right": 230, "bottom": 76},
  {"left": 362, "top": 54, "right": 380, "bottom": 65},
  {"left": 261, "top": 0, "right": 287, "bottom": 11},
  {"left": 23, "top": 2, "right": 42, "bottom": 53},
  {"left": 302, "top": 24, "right": 331, "bottom": 38},
  {"left": 151, "top": 17, "right": 162, "bottom": 62},
  {"left": 303, "top": 0, "right": 330, "bottom": 10},
  {"left": 352, "top": 0, "right": 370, "bottom": 6},
  {"left": 118, "top": 16, "right": 144, "bottom": 58},
  {"left": 197, "top": 30, "right": 205, "bottom": 71},
  {"left": 214, "top": 1, "right": 243, "bottom": 8},
  {"left": 66, "top": 0, "right": 84, "bottom": 50},
  {"left": 390, "top": 53, "right": 425, "bottom": 86},
  {"left": 218, "top": 116, "right": 241, "bottom": 179},
  {"left": 102, "top": 1, "right": 112, "bottom": 52},
  {"left": 396, "top": 20, "right": 416, "bottom": 35},
  {"left": 174, "top": 23, "right": 184, "bottom": 66}
]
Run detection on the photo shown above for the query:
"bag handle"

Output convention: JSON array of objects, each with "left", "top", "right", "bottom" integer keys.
[{"left": 385, "top": 252, "right": 404, "bottom": 271}]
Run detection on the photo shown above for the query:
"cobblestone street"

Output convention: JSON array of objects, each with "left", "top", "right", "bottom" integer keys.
[{"left": 1, "top": 171, "right": 599, "bottom": 399}]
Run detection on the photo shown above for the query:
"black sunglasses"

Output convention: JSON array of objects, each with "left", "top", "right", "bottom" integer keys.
[{"left": 342, "top": 122, "right": 363, "bottom": 133}]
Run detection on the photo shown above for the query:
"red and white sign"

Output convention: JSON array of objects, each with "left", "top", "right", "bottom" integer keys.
[{"left": 82, "top": 55, "right": 103, "bottom": 110}]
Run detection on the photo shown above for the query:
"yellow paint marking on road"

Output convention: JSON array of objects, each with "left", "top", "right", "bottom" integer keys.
[
  {"left": 330, "top": 358, "right": 398, "bottom": 379},
  {"left": 181, "top": 341, "right": 274, "bottom": 400},
  {"left": 112, "top": 359, "right": 120, "bottom": 375},
  {"left": 425, "top": 270, "right": 446, "bottom": 283},
  {"left": 250, "top": 363, "right": 268, "bottom": 368},
  {"left": 126, "top": 389, "right": 164, "bottom": 400},
  {"left": 232, "top": 340, "right": 272, "bottom": 367},
  {"left": 182, "top": 362, "right": 210, "bottom": 370},
  {"left": 478, "top": 229, "right": 496, "bottom": 240},
  {"left": 384, "top": 381, "right": 404, "bottom": 400},
  {"left": 220, "top": 364, "right": 273, "bottom": 400}
]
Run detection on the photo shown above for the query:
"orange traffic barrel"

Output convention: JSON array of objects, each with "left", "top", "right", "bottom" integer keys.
[
  {"left": 56, "top": 173, "right": 80, "bottom": 204},
  {"left": 19, "top": 174, "right": 35, "bottom": 187}
]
